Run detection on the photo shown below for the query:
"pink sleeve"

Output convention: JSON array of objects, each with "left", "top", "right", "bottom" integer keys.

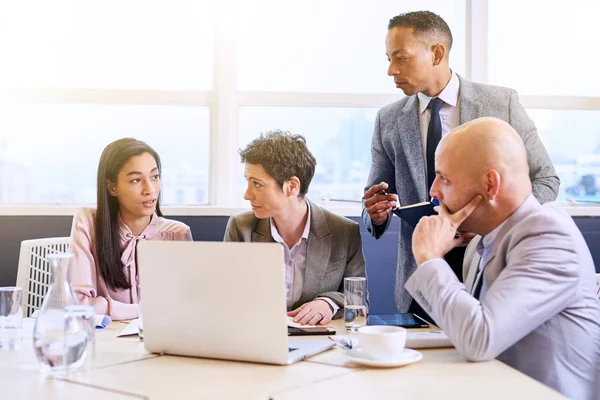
[
  {"left": 182, "top": 226, "right": 193, "bottom": 241},
  {"left": 105, "top": 299, "right": 139, "bottom": 321},
  {"left": 70, "top": 210, "right": 141, "bottom": 320},
  {"left": 69, "top": 208, "right": 110, "bottom": 316}
]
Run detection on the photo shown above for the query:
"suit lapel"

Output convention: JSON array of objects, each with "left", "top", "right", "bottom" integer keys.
[
  {"left": 477, "top": 196, "right": 540, "bottom": 281},
  {"left": 301, "top": 201, "right": 332, "bottom": 304},
  {"left": 397, "top": 96, "right": 428, "bottom": 201},
  {"left": 458, "top": 75, "right": 483, "bottom": 123},
  {"left": 251, "top": 218, "right": 273, "bottom": 243}
]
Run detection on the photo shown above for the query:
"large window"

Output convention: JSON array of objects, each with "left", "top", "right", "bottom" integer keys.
[
  {"left": 488, "top": 0, "right": 600, "bottom": 97},
  {"left": 528, "top": 110, "right": 600, "bottom": 201},
  {"left": 0, "top": 1, "right": 215, "bottom": 90},
  {"left": 239, "top": 107, "right": 378, "bottom": 202},
  {"left": 0, "top": 105, "right": 210, "bottom": 204},
  {"left": 0, "top": 0, "right": 213, "bottom": 205},
  {"left": 236, "top": 0, "right": 465, "bottom": 93},
  {"left": 234, "top": 0, "right": 466, "bottom": 206},
  {"left": 1, "top": 1, "right": 598, "bottom": 208},
  {"left": 487, "top": 0, "right": 600, "bottom": 201}
]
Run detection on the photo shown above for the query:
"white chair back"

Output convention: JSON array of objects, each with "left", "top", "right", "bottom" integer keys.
[{"left": 16, "top": 237, "right": 71, "bottom": 317}]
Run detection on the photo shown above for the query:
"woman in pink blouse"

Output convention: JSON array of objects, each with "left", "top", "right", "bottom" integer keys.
[{"left": 69, "top": 138, "right": 193, "bottom": 320}]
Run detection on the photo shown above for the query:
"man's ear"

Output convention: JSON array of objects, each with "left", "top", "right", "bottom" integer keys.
[
  {"left": 106, "top": 179, "right": 117, "bottom": 197},
  {"left": 484, "top": 169, "right": 501, "bottom": 201},
  {"left": 432, "top": 43, "right": 446, "bottom": 66},
  {"left": 286, "top": 176, "right": 302, "bottom": 197}
]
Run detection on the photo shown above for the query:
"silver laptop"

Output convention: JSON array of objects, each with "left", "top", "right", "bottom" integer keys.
[{"left": 137, "top": 241, "right": 335, "bottom": 365}]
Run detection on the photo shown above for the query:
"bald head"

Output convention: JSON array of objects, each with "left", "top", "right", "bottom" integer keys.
[
  {"left": 431, "top": 117, "right": 533, "bottom": 235},
  {"left": 439, "top": 117, "right": 529, "bottom": 183}
]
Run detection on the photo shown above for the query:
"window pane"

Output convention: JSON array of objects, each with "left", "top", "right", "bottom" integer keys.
[
  {"left": 528, "top": 109, "right": 600, "bottom": 201},
  {"left": 0, "top": 105, "right": 209, "bottom": 204},
  {"left": 0, "top": 1, "right": 214, "bottom": 90},
  {"left": 238, "top": 107, "right": 377, "bottom": 203},
  {"left": 488, "top": 0, "right": 600, "bottom": 96},
  {"left": 236, "top": 0, "right": 466, "bottom": 93}
]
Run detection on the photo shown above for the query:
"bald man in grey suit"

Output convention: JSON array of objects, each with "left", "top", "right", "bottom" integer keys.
[
  {"left": 362, "top": 11, "right": 559, "bottom": 317},
  {"left": 408, "top": 117, "right": 600, "bottom": 399}
]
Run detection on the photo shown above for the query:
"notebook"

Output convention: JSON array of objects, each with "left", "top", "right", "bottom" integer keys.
[{"left": 392, "top": 201, "right": 438, "bottom": 228}]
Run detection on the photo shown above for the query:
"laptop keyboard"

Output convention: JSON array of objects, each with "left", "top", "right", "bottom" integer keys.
[{"left": 288, "top": 347, "right": 298, "bottom": 353}]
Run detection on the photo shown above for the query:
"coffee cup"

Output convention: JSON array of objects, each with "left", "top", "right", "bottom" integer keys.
[{"left": 358, "top": 325, "right": 407, "bottom": 360}]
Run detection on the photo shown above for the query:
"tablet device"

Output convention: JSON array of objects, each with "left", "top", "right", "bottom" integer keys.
[
  {"left": 367, "top": 313, "right": 430, "bottom": 328},
  {"left": 287, "top": 326, "right": 336, "bottom": 336}
]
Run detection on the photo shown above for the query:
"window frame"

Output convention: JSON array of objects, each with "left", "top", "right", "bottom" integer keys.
[{"left": 0, "top": 0, "right": 599, "bottom": 217}]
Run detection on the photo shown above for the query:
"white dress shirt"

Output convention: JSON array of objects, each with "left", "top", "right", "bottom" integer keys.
[
  {"left": 417, "top": 71, "right": 461, "bottom": 175},
  {"left": 270, "top": 203, "right": 339, "bottom": 314}
]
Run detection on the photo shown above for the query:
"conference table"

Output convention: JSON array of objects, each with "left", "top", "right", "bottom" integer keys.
[{"left": 1, "top": 319, "right": 566, "bottom": 399}]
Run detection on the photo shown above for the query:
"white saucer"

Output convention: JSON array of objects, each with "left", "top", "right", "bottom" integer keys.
[{"left": 343, "top": 348, "right": 423, "bottom": 368}]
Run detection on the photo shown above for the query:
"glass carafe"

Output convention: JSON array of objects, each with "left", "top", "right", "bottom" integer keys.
[{"left": 33, "top": 252, "right": 89, "bottom": 374}]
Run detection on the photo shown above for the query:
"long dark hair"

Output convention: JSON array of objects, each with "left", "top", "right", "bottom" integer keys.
[{"left": 95, "top": 138, "right": 163, "bottom": 290}]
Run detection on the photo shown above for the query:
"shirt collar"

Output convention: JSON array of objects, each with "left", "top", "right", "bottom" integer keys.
[
  {"left": 118, "top": 212, "right": 159, "bottom": 268},
  {"left": 118, "top": 212, "right": 159, "bottom": 240},
  {"left": 270, "top": 201, "right": 311, "bottom": 246},
  {"left": 418, "top": 71, "right": 460, "bottom": 115},
  {"left": 477, "top": 218, "right": 507, "bottom": 256}
]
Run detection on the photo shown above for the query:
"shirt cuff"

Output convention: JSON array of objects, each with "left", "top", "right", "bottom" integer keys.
[
  {"left": 316, "top": 297, "right": 340, "bottom": 315},
  {"left": 373, "top": 218, "right": 386, "bottom": 226}
]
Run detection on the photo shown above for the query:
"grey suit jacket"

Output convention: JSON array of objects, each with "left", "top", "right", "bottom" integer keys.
[
  {"left": 362, "top": 75, "right": 560, "bottom": 311},
  {"left": 223, "top": 200, "right": 367, "bottom": 318},
  {"left": 406, "top": 196, "right": 600, "bottom": 400}
]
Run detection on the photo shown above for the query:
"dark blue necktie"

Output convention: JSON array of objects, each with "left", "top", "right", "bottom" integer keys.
[
  {"left": 426, "top": 97, "right": 444, "bottom": 198},
  {"left": 472, "top": 270, "right": 483, "bottom": 299}
]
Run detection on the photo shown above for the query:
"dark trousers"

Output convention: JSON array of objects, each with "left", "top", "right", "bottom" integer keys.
[{"left": 408, "top": 246, "right": 466, "bottom": 326}]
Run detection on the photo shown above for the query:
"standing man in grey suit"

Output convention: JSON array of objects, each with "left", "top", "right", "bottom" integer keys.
[
  {"left": 362, "top": 11, "right": 559, "bottom": 317},
  {"left": 408, "top": 117, "right": 600, "bottom": 399},
  {"left": 224, "top": 130, "right": 367, "bottom": 326}
]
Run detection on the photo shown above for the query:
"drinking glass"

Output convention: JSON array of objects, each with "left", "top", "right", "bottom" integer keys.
[
  {"left": 0, "top": 286, "right": 23, "bottom": 348},
  {"left": 344, "top": 277, "right": 367, "bottom": 332},
  {"left": 138, "top": 287, "right": 143, "bottom": 341}
]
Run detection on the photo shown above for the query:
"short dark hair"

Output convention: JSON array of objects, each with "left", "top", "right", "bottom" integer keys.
[
  {"left": 388, "top": 11, "right": 453, "bottom": 51},
  {"left": 96, "top": 138, "right": 162, "bottom": 290},
  {"left": 240, "top": 130, "right": 316, "bottom": 198}
]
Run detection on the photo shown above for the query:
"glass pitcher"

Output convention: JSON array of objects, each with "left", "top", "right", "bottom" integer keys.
[{"left": 33, "top": 252, "right": 90, "bottom": 374}]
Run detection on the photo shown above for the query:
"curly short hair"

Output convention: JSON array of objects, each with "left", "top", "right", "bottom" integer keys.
[
  {"left": 240, "top": 130, "right": 317, "bottom": 198},
  {"left": 388, "top": 11, "right": 453, "bottom": 51}
]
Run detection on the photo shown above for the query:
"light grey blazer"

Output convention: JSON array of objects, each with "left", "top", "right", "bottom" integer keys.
[
  {"left": 362, "top": 75, "right": 560, "bottom": 312},
  {"left": 406, "top": 196, "right": 600, "bottom": 400},
  {"left": 223, "top": 199, "right": 367, "bottom": 318}
]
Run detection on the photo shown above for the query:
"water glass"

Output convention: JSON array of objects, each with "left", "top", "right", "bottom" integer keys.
[
  {"left": 344, "top": 277, "right": 367, "bottom": 332},
  {"left": 0, "top": 286, "right": 23, "bottom": 348},
  {"left": 138, "top": 303, "right": 144, "bottom": 342},
  {"left": 138, "top": 286, "right": 143, "bottom": 341}
]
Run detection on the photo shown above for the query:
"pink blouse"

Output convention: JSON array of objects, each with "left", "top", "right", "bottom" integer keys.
[{"left": 69, "top": 208, "right": 193, "bottom": 320}]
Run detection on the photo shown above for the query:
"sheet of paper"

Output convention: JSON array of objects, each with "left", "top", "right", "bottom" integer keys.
[
  {"left": 286, "top": 316, "right": 316, "bottom": 328},
  {"left": 117, "top": 319, "right": 140, "bottom": 337},
  {"left": 28, "top": 313, "right": 111, "bottom": 330}
]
